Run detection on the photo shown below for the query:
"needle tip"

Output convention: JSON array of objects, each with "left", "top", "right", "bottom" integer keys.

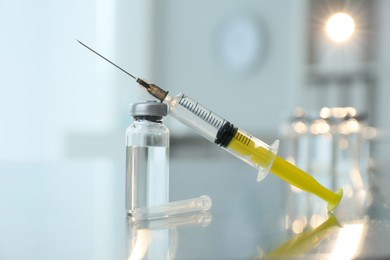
[{"left": 76, "top": 39, "right": 85, "bottom": 46}]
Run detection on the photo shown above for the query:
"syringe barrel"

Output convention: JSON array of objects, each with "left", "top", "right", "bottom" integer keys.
[
  {"left": 163, "top": 94, "right": 224, "bottom": 142},
  {"left": 222, "top": 128, "right": 279, "bottom": 181},
  {"left": 164, "top": 93, "right": 278, "bottom": 181}
]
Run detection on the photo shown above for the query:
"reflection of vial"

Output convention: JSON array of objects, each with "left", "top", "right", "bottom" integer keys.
[{"left": 126, "top": 101, "right": 169, "bottom": 215}]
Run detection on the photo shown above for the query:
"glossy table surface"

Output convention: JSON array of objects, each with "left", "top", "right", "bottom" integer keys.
[{"left": 1, "top": 160, "right": 390, "bottom": 259}]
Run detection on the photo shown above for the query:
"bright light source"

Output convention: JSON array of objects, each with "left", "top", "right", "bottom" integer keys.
[{"left": 326, "top": 12, "right": 355, "bottom": 42}]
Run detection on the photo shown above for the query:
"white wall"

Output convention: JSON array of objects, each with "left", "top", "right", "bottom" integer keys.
[
  {"left": 0, "top": 0, "right": 154, "bottom": 163},
  {"left": 1, "top": 0, "right": 388, "bottom": 173},
  {"left": 0, "top": 0, "right": 105, "bottom": 162},
  {"left": 151, "top": 0, "right": 307, "bottom": 137}
]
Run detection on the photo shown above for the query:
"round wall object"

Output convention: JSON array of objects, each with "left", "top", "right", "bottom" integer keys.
[{"left": 213, "top": 11, "right": 268, "bottom": 77}]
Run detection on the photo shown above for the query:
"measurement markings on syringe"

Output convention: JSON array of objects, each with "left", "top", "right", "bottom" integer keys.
[
  {"left": 179, "top": 97, "right": 223, "bottom": 128},
  {"left": 236, "top": 132, "right": 252, "bottom": 146}
]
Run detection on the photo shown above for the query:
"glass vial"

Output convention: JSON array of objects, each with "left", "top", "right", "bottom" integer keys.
[{"left": 126, "top": 101, "right": 169, "bottom": 215}]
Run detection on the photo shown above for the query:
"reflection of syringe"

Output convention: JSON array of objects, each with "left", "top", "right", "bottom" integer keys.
[
  {"left": 78, "top": 40, "right": 343, "bottom": 211},
  {"left": 266, "top": 213, "right": 340, "bottom": 257}
]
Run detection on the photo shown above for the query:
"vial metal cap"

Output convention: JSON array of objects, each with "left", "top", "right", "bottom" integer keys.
[{"left": 129, "top": 101, "right": 168, "bottom": 117}]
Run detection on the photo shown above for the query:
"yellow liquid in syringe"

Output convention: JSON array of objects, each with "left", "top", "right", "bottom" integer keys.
[{"left": 227, "top": 130, "right": 343, "bottom": 211}]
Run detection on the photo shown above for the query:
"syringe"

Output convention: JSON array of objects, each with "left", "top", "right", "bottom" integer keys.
[
  {"left": 136, "top": 78, "right": 342, "bottom": 211},
  {"left": 78, "top": 40, "right": 343, "bottom": 211}
]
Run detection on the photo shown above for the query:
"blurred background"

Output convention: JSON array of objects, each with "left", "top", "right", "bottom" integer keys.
[
  {"left": 2, "top": 0, "right": 389, "bottom": 190},
  {"left": 1, "top": 0, "right": 390, "bottom": 257}
]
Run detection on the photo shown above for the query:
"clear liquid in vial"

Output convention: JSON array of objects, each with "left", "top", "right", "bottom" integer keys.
[{"left": 126, "top": 146, "right": 169, "bottom": 215}]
